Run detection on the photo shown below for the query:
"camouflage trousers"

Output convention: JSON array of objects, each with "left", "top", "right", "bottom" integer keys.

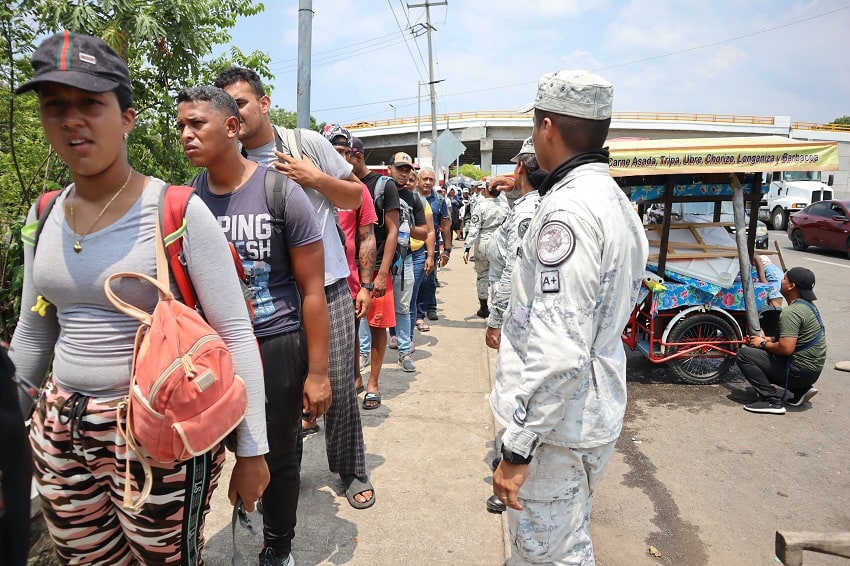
[{"left": 507, "top": 440, "right": 616, "bottom": 565}]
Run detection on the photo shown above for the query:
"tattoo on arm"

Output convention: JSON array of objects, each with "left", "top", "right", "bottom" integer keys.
[{"left": 358, "top": 225, "right": 377, "bottom": 281}]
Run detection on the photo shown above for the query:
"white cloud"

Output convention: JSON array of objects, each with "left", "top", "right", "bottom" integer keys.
[{"left": 227, "top": 0, "right": 850, "bottom": 124}]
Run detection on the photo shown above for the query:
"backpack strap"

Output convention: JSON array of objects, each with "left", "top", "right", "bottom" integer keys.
[
  {"left": 264, "top": 168, "right": 287, "bottom": 237},
  {"left": 21, "top": 190, "right": 61, "bottom": 249},
  {"left": 793, "top": 299, "right": 825, "bottom": 353},
  {"left": 373, "top": 176, "right": 389, "bottom": 227},
  {"left": 159, "top": 184, "right": 197, "bottom": 310}
]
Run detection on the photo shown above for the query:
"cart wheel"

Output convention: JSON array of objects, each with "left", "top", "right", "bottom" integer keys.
[{"left": 666, "top": 313, "right": 738, "bottom": 385}]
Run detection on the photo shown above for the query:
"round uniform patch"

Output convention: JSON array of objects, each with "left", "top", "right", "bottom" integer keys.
[
  {"left": 471, "top": 213, "right": 481, "bottom": 225},
  {"left": 537, "top": 220, "right": 575, "bottom": 266},
  {"left": 517, "top": 218, "right": 531, "bottom": 238}
]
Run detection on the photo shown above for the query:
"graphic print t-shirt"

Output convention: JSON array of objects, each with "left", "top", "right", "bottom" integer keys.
[{"left": 195, "top": 165, "right": 322, "bottom": 337}]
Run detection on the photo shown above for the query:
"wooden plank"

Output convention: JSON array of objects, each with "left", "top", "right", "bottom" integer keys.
[
  {"left": 775, "top": 530, "right": 850, "bottom": 565},
  {"left": 648, "top": 252, "right": 741, "bottom": 260},
  {"left": 646, "top": 241, "right": 739, "bottom": 252}
]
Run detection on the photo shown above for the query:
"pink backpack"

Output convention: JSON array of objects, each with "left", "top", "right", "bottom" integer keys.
[{"left": 104, "top": 217, "right": 247, "bottom": 510}]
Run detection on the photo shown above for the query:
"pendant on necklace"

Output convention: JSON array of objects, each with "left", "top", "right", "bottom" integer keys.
[{"left": 74, "top": 240, "right": 82, "bottom": 253}]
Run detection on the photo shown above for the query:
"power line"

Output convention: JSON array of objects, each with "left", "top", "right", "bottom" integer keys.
[
  {"left": 314, "top": 4, "right": 849, "bottom": 113},
  {"left": 387, "top": 0, "right": 426, "bottom": 82},
  {"left": 269, "top": 34, "right": 411, "bottom": 73},
  {"left": 266, "top": 29, "right": 408, "bottom": 66}
]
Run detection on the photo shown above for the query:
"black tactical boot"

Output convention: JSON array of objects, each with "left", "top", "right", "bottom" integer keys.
[{"left": 476, "top": 299, "right": 490, "bottom": 318}]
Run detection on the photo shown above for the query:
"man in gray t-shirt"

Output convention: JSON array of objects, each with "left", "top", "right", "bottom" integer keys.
[{"left": 214, "top": 68, "right": 375, "bottom": 526}]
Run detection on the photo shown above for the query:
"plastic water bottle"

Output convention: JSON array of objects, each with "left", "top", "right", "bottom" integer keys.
[{"left": 397, "top": 222, "right": 410, "bottom": 249}]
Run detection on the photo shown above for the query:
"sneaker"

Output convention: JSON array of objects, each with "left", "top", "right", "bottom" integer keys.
[
  {"left": 743, "top": 400, "right": 786, "bottom": 414},
  {"left": 259, "top": 547, "right": 295, "bottom": 566},
  {"left": 786, "top": 387, "right": 818, "bottom": 407},
  {"left": 388, "top": 335, "right": 398, "bottom": 349},
  {"left": 399, "top": 353, "right": 416, "bottom": 372},
  {"left": 427, "top": 310, "right": 438, "bottom": 320},
  {"left": 359, "top": 354, "right": 370, "bottom": 371}
]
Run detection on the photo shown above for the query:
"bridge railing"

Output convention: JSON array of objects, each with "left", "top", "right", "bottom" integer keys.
[
  {"left": 793, "top": 121, "right": 850, "bottom": 132},
  {"left": 347, "top": 112, "right": 849, "bottom": 133}
]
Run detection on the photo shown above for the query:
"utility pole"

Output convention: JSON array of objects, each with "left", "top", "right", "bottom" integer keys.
[
  {"left": 408, "top": 0, "right": 446, "bottom": 176},
  {"left": 296, "top": 0, "right": 313, "bottom": 129}
]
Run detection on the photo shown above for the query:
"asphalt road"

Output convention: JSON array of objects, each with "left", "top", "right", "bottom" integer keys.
[{"left": 593, "top": 232, "right": 850, "bottom": 565}]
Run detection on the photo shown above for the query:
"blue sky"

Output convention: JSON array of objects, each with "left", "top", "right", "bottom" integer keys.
[{"left": 223, "top": 0, "right": 850, "bottom": 126}]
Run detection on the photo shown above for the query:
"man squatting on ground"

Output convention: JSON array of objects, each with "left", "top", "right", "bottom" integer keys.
[
  {"left": 736, "top": 266, "right": 826, "bottom": 415},
  {"left": 490, "top": 70, "right": 649, "bottom": 565}
]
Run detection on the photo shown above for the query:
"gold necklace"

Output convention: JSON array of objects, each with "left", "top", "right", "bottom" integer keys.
[{"left": 69, "top": 170, "right": 133, "bottom": 253}]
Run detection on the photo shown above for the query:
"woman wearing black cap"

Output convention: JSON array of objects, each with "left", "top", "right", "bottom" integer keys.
[
  {"left": 9, "top": 31, "right": 269, "bottom": 564},
  {"left": 736, "top": 267, "right": 826, "bottom": 414}
]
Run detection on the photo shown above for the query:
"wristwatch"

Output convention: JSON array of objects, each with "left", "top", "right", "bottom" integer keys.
[
  {"left": 361, "top": 282, "right": 374, "bottom": 290},
  {"left": 759, "top": 339, "right": 767, "bottom": 350},
  {"left": 501, "top": 445, "right": 533, "bottom": 465}
]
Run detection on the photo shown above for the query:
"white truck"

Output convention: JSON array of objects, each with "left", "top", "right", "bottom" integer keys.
[{"left": 758, "top": 170, "right": 835, "bottom": 230}]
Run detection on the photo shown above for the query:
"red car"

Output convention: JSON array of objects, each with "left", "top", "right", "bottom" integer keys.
[{"left": 787, "top": 199, "right": 850, "bottom": 258}]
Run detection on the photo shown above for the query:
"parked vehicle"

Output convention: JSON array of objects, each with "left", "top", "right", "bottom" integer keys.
[
  {"left": 758, "top": 169, "right": 835, "bottom": 231},
  {"left": 787, "top": 199, "right": 850, "bottom": 258},
  {"left": 647, "top": 201, "right": 769, "bottom": 249},
  {"left": 609, "top": 136, "right": 838, "bottom": 384}
]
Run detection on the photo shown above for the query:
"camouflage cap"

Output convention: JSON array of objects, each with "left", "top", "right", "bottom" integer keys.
[
  {"left": 519, "top": 70, "right": 612, "bottom": 120},
  {"left": 510, "top": 136, "right": 535, "bottom": 163}
]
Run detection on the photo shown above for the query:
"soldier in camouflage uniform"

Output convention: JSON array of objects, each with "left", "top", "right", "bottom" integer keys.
[
  {"left": 490, "top": 71, "right": 649, "bottom": 565},
  {"left": 463, "top": 184, "right": 509, "bottom": 317},
  {"left": 484, "top": 136, "right": 546, "bottom": 351}
]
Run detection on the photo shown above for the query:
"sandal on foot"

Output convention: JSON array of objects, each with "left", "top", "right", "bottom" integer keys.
[
  {"left": 415, "top": 319, "right": 431, "bottom": 332},
  {"left": 363, "top": 391, "right": 381, "bottom": 410},
  {"left": 355, "top": 383, "right": 365, "bottom": 395},
  {"left": 301, "top": 423, "right": 320, "bottom": 437},
  {"left": 341, "top": 474, "right": 375, "bottom": 509}
]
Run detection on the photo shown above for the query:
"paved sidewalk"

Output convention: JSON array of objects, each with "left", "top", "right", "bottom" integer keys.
[{"left": 203, "top": 260, "right": 508, "bottom": 565}]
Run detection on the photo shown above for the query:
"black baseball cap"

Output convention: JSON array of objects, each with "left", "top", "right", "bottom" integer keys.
[
  {"left": 786, "top": 267, "right": 817, "bottom": 301},
  {"left": 350, "top": 137, "right": 364, "bottom": 156},
  {"left": 15, "top": 31, "right": 132, "bottom": 101}
]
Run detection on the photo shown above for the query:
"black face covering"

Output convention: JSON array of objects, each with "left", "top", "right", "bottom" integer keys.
[{"left": 538, "top": 149, "right": 609, "bottom": 196}]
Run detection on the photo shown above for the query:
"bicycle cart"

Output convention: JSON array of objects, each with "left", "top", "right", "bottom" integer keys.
[{"left": 610, "top": 136, "right": 839, "bottom": 384}]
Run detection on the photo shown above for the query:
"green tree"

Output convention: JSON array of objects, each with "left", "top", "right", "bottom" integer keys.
[
  {"left": 831, "top": 115, "right": 850, "bottom": 126},
  {"left": 451, "top": 163, "right": 489, "bottom": 179},
  {"left": 0, "top": 0, "right": 272, "bottom": 340},
  {"left": 268, "top": 106, "right": 325, "bottom": 133}
]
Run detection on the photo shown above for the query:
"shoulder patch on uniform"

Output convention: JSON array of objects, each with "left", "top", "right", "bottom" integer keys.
[
  {"left": 471, "top": 213, "right": 481, "bottom": 224},
  {"left": 537, "top": 220, "right": 575, "bottom": 266},
  {"left": 541, "top": 270, "right": 560, "bottom": 293},
  {"left": 517, "top": 218, "right": 531, "bottom": 238}
]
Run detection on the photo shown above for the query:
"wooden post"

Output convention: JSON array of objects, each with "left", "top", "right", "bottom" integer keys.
[
  {"left": 729, "top": 173, "right": 761, "bottom": 335},
  {"left": 774, "top": 240, "right": 788, "bottom": 271}
]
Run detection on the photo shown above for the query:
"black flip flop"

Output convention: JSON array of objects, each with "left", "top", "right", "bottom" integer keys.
[
  {"left": 301, "top": 423, "right": 321, "bottom": 437},
  {"left": 363, "top": 391, "right": 381, "bottom": 410},
  {"left": 341, "top": 474, "right": 375, "bottom": 509}
]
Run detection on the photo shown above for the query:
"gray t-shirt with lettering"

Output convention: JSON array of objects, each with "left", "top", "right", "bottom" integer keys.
[{"left": 194, "top": 165, "right": 323, "bottom": 338}]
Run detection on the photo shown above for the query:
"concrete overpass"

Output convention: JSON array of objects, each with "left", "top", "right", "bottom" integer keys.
[{"left": 347, "top": 112, "right": 850, "bottom": 196}]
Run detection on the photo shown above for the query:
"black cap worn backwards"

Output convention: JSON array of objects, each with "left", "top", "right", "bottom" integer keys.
[
  {"left": 786, "top": 266, "right": 817, "bottom": 301},
  {"left": 16, "top": 31, "right": 132, "bottom": 101}
]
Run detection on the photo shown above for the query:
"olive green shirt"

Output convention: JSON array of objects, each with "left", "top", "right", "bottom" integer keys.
[{"left": 779, "top": 300, "right": 826, "bottom": 372}]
